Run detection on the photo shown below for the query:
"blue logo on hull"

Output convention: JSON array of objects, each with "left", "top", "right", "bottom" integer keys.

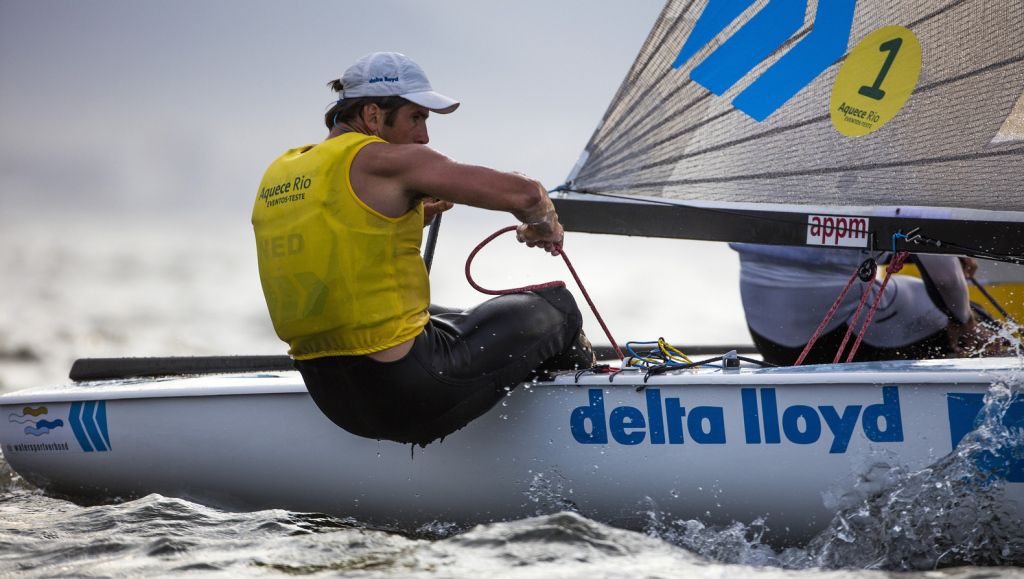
[
  {"left": 69, "top": 401, "right": 111, "bottom": 452},
  {"left": 569, "top": 386, "right": 903, "bottom": 452},
  {"left": 947, "top": 393, "right": 1024, "bottom": 483}
]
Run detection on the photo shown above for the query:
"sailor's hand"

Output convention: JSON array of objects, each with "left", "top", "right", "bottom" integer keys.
[
  {"left": 948, "top": 316, "right": 1005, "bottom": 356},
  {"left": 516, "top": 216, "right": 564, "bottom": 256},
  {"left": 423, "top": 198, "right": 454, "bottom": 226}
]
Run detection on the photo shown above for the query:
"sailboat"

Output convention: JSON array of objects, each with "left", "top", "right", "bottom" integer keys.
[{"left": 2, "top": 0, "right": 1022, "bottom": 546}]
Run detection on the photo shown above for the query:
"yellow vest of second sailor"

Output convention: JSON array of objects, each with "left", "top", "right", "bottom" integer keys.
[{"left": 251, "top": 132, "right": 430, "bottom": 359}]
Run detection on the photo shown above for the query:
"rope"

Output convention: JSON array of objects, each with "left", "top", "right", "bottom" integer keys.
[
  {"left": 794, "top": 252, "right": 914, "bottom": 366},
  {"left": 465, "top": 226, "right": 624, "bottom": 360},
  {"left": 793, "top": 266, "right": 863, "bottom": 366},
  {"left": 845, "top": 251, "right": 910, "bottom": 362},
  {"left": 831, "top": 263, "right": 879, "bottom": 364}
]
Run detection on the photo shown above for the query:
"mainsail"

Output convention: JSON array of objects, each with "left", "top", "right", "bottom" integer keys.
[{"left": 554, "top": 0, "right": 1024, "bottom": 261}]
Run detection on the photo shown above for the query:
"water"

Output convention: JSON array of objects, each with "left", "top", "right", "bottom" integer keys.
[{"left": 1, "top": 217, "right": 1022, "bottom": 577}]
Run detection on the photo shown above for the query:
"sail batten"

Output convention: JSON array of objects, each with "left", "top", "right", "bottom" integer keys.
[
  {"left": 588, "top": 148, "right": 1023, "bottom": 193},
  {"left": 559, "top": 0, "right": 1024, "bottom": 258},
  {"left": 581, "top": 53, "right": 1024, "bottom": 186}
]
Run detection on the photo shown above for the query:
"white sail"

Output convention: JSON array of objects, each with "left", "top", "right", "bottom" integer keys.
[{"left": 555, "top": 0, "right": 1024, "bottom": 260}]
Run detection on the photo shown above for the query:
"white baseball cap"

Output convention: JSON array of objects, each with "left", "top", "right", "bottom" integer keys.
[{"left": 340, "top": 52, "right": 460, "bottom": 114}]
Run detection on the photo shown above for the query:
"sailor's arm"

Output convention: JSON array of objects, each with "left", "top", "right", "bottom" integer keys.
[
  {"left": 379, "top": 144, "right": 564, "bottom": 253},
  {"left": 916, "top": 254, "right": 972, "bottom": 324},
  {"left": 914, "top": 253, "right": 1000, "bottom": 354}
]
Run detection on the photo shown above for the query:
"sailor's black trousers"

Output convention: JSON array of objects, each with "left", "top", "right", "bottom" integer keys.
[{"left": 295, "top": 286, "right": 593, "bottom": 446}]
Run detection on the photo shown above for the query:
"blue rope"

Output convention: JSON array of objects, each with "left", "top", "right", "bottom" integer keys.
[{"left": 891, "top": 231, "right": 908, "bottom": 254}]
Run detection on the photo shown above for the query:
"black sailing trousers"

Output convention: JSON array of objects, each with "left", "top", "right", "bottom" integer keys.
[{"left": 295, "top": 286, "right": 592, "bottom": 446}]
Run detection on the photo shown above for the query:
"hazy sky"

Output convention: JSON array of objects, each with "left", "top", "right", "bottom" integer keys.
[
  {"left": 0, "top": 0, "right": 753, "bottom": 356},
  {"left": 0, "top": 0, "right": 665, "bottom": 218}
]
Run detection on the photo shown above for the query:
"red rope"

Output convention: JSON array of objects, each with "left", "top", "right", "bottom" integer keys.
[
  {"left": 845, "top": 251, "right": 910, "bottom": 362},
  {"left": 832, "top": 273, "right": 878, "bottom": 364},
  {"left": 794, "top": 267, "right": 861, "bottom": 366},
  {"left": 465, "top": 226, "right": 624, "bottom": 360}
]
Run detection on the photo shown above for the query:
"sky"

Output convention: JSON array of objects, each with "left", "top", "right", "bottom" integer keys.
[
  {"left": 0, "top": 0, "right": 665, "bottom": 218},
  {"left": 0, "top": 0, "right": 753, "bottom": 362}
]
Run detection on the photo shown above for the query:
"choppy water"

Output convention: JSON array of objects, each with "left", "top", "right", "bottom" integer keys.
[{"left": 1, "top": 217, "right": 1023, "bottom": 577}]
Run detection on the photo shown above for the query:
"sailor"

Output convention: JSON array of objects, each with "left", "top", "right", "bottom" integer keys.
[
  {"left": 252, "top": 52, "right": 593, "bottom": 446},
  {"left": 731, "top": 244, "right": 996, "bottom": 365}
]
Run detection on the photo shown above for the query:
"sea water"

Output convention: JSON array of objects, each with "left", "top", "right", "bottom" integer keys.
[{"left": 1, "top": 216, "right": 1022, "bottom": 577}]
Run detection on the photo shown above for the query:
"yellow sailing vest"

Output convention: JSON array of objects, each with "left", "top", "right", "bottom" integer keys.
[{"left": 251, "top": 132, "right": 430, "bottom": 359}]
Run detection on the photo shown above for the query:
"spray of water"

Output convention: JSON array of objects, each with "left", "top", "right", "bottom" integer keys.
[{"left": 635, "top": 359, "right": 1024, "bottom": 570}]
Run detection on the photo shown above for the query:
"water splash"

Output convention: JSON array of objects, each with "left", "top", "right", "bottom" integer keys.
[
  {"left": 797, "top": 375, "right": 1024, "bottom": 570},
  {"left": 0, "top": 452, "right": 34, "bottom": 494},
  {"left": 638, "top": 495, "right": 779, "bottom": 567},
  {"left": 602, "top": 367, "right": 1024, "bottom": 572},
  {"left": 524, "top": 470, "right": 580, "bottom": 516}
]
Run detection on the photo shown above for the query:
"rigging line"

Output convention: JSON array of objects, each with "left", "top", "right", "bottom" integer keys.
[
  {"left": 580, "top": 2, "right": 1014, "bottom": 180},
  {"left": 794, "top": 263, "right": 866, "bottom": 366},
  {"left": 909, "top": 237, "right": 1024, "bottom": 266},
  {"left": 596, "top": 145, "right": 1024, "bottom": 188},
  {"left": 969, "top": 277, "right": 1020, "bottom": 326},
  {"left": 465, "top": 226, "right": 625, "bottom": 360},
  {"left": 846, "top": 251, "right": 912, "bottom": 362},
  {"left": 577, "top": 0, "right": 704, "bottom": 155},
  {"left": 583, "top": 54, "right": 1024, "bottom": 184}
]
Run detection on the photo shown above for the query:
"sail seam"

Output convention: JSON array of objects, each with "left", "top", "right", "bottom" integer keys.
[
  {"left": 577, "top": 0, "right": 999, "bottom": 183},
  {"left": 584, "top": 54, "right": 1024, "bottom": 185},
  {"left": 595, "top": 0, "right": 699, "bottom": 129},
  {"left": 579, "top": 0, "right": 704, "bottom": 163},
  {"left": 595, "top": 147, "right": 1023, "bottom": 189},
  {"left": 908, "top": 0, "right": 972, "bottom": 28},
  {"left": 583, "top": 26, "right": 814, "bottom": 176},
  {"left": 586, "top": 1, "right": 824, "bottom": 167}
]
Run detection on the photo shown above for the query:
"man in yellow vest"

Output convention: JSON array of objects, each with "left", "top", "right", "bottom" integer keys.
[{"left": 253, "top": 52, "right": 593, "bottom": 446}]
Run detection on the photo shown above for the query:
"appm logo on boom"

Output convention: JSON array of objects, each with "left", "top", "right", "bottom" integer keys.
[{"left": 672, "top": 0, "right": 857, "bottom": 121}]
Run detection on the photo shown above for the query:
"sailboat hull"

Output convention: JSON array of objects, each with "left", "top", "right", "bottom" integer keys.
[{"left": 2, "top": 358, "right": 1022, "bottom": 544}]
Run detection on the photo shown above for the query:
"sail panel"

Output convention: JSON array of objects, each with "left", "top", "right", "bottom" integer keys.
[
  {"left": 568, "top": 0, "right": 1024, "bottom": 221},
  {"left": 994, "top": 93, "right": 1024, "bottom": 144}
]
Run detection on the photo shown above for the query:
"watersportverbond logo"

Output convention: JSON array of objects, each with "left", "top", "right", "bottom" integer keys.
[
  {"left": 806, "top": 214, "right": 869, "bottom": 247},
  {"left": 570, "top": 386, "right": 903, "bottom": 453}
]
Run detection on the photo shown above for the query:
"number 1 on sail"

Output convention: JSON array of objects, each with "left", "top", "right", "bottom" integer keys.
[
  {"left": 858, "top": 37, "right": 903, "bottom": 101},
  {"left": 831, "top": 26, "right": 921, "bottom": 137}
]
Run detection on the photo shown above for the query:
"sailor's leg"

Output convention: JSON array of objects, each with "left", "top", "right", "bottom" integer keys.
[
  {"left": 295, "top": 333, "right": 502, "bottom": 447},
  {"left": 295, "top": 288, "right": 591, "bottom": 446},
  {"left": 431, "top": 286, "right": 594, "bottom": 376}
]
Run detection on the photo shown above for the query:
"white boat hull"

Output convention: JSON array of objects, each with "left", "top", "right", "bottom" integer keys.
[{"left": 2, "top": 357, "right": 1022, "bottom": 544}]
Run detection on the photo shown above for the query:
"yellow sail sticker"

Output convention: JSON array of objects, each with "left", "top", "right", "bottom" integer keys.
[
  {"left": 991, "top": 92, "right": 1024, "bottom": 145},
  {"left": 830, "top": 26, "right": 922, "bottom": 137}
]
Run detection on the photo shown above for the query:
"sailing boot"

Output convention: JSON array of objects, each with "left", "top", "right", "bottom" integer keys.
[{"left": 538, "top": 329, "right": 597, "bottom": 372}]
